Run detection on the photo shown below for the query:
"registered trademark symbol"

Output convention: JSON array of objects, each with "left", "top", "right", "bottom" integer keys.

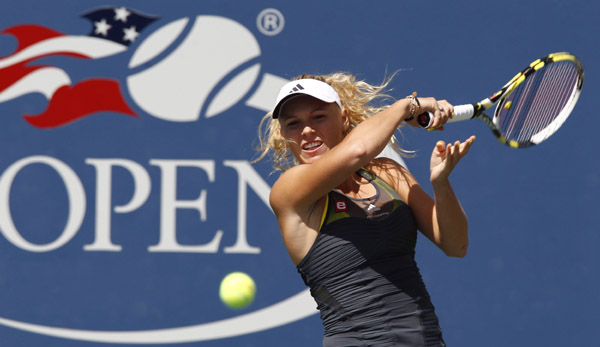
[{"left": 257, "top": 8, "right": 284, "bottom": 36}]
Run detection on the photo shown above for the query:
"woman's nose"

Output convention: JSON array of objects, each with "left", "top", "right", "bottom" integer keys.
[{"left": 301, "top": 125, "right": 315, "bottom": 136}]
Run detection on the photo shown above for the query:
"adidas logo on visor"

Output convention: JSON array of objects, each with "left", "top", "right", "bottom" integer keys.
[{"left": 288, "top": 84, "right": 304, "bottom": 94}]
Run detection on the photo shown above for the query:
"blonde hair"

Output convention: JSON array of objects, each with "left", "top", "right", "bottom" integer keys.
[{"left": 254, "top": 72, "right": 410, "bottom": 171}]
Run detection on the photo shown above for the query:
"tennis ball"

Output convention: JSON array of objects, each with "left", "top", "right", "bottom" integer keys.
[
  {"left": 219, "top": 272, "right": 256, "bottom": 309},
  {"left": 504, "top": 101, "right": 513, "bottom": 110}
]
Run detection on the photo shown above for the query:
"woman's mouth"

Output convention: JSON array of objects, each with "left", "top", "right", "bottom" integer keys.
[{"left": 302, "top": 141, "right": 323, "bottom": 152}]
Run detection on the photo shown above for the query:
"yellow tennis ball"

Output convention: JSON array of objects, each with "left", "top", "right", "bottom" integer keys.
[
  {"left": 504, "top": 101, "right": 513, "bottom": 110},
  {"left": 219, "top": 272, "right": 256, "bottom": 309}
]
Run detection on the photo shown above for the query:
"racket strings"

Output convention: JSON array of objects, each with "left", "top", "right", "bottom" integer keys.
[
  {"left": 501, "top": 63, "right": 572, "bottom": 140},
  {"left": 525, "top": 63, "right": 577, "bottom": 140},
  {"left": 497, "top": 61, "right": 580, "bottom": 143}
]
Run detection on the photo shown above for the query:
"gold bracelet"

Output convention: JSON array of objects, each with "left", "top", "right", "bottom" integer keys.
[{"left": 405, "top": 91, "right": 420, "bottom": 121}]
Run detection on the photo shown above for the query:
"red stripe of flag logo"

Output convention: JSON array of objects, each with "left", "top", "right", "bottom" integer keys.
[{"left": 0, "top": 7, "right": 157, "bottom": 128}]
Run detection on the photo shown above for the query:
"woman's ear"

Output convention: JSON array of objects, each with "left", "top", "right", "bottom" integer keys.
[{"left": 342, "top": 109, "right": 350, "bottom": 133}]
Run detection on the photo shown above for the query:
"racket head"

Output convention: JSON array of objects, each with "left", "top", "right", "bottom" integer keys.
[{"left": 491, "top": 52, "right": 584, "bottom": 148}]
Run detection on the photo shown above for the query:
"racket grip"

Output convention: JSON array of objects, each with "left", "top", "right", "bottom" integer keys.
[
  {"left": 452, "top": 104, "right": 475, "bottom": 122},
  {"left": 416, "top": 104, "right": 476, "bottom": 128},
  {"left": 416, "top": 112, "right": 434, "bottom": 128}
]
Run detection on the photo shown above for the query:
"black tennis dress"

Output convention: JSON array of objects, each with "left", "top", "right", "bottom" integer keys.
[{"left": 296, "top": 169, "right": 445, "bottom": 346}]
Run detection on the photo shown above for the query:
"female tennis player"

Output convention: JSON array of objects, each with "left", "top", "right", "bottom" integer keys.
[{"left": 256, "top": 73, "right": 475, "bottom": 346}]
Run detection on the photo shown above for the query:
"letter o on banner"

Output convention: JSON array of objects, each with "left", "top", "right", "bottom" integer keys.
[{"left": 0, "top": 156, "right": 86, "bottom": 252}]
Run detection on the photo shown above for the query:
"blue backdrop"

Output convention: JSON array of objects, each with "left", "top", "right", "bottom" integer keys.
[{"left": 0, "top": 1, "right": 597, "bottom": 346}]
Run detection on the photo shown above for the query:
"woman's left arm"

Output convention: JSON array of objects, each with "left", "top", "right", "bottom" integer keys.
[
  {"left": 381, "top": 135, "right": 476, "bottom": 258},
  {"left": 427, "top": 137, "right": 476, "bottom": 257}
]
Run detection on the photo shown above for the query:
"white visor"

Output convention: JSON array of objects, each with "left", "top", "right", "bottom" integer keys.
[{"left": 272, "top": 79, "right": 342, "bottom": 118}]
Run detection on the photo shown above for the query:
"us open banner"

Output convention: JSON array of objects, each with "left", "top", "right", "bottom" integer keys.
[{"left": 0, "top": 1, "right": 597, "bottom": 346}]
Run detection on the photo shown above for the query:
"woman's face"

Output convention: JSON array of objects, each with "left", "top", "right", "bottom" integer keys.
[{"left": 278, "top": 95, "right": 348, "bottom": 165}]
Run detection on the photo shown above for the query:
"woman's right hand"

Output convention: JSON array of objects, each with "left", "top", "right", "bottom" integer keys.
[{"left": 404, "top": 96, "right": 454, "bottom": 130}]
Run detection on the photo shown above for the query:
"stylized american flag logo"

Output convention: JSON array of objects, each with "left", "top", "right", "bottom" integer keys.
[{"left": 0, "top": 7, "right": 157, "bottom": 128}]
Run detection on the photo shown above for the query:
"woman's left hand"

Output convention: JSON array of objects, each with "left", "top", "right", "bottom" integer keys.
[{"left": 430, "top": 135, "right": 476, "bottom": 184}]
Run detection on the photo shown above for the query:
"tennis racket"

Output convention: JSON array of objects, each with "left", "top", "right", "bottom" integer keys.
[{"left": 417, "top": 52, "right": 584, "bottom": 148}]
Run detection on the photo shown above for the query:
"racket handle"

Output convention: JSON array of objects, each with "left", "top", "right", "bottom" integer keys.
[
  {"left": 416, "top": 112, "right": 435, "bottom": 128},
  {"left": 452, "top": 104, "right": 476, "bottom": 122},
  {"left": 416, "top": 104, "right": 476, "bottom": 128}
]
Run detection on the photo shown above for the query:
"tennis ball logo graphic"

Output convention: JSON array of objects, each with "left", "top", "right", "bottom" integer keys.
[
  {"left": 219, "top": 272, "right": 256, "bottom": 309},
  {"left": 127, "top": 15, "right": 261, "bottom": 121}
]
